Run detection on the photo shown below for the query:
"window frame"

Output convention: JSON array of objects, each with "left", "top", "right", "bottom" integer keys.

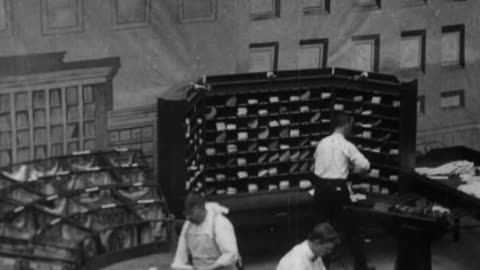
[
  {"left": 351, "top": 34, "right": 380, "bottom": 72},
  {"left": 400, "top": 29, "right": 426, "bottom": 73},
  {"left": 0, "top": 0, "right": 12, "bottom": 37},
  {"left": 248, "top": 42, "right": 280, "bottom": 72},
  {"left": 111, "top": 0, "right": 152, "bottom": 30},
  {"left": 299, "top": 38, "right": 329, "bottom": 69},
  {"left": 302, "top": 0, "right": 330, "bottom": 15},
  {"left": 417, "top": 95, "right": 425, "bottom": 115},
  {"left": 403, "top": 0, "right": 427, "bottom": 7},
  {"left": 178, "top": 0, "right": 217, "bottom": 24},
  {"left": 441, "top": 24, "right": 465, "bottom": 68},
  {"left": 352, "top": 0, "right": 381, "bottom": 10},
  {"left": 440, "top": 90, "right": 465, "bottom": 110},
  {"left": 41, "top": 0, "right": 84, "bottom": 35},
  {"left": 250, "top": 0, "right": 281, "bottom": 21}
]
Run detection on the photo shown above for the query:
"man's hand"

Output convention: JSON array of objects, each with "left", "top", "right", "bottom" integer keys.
[{"left": 351, "top": 166, "right": 369, "bottom": 175}]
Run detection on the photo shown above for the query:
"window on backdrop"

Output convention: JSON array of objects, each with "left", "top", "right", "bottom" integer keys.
[
  {"left": 179, "top": 0, "right": 216, "bottom": 23},
  {"left": 351, "top": 35, "right": 380, "bottom": 72},
  {"left": 299, "top": 39, "right": 329, "bottom": 69},
  {"left": 248, "top": 42, "right": 279, "bottom": 72},
  {"left": 403, "top": 0, "right": 427, "bottom": 7},
  {"left": 417, "top": 96, "right": 425, "bottom": 114},
  {"left": 400, "top": 30, "right": 426, "bottom": 72},
  {"left": 0, "top": 0, "right": 11, "bottom": 36},
  {"left": 250, "top": 0, "right": 280, "bottom": 20},
  {"left": 353, "top": 0, "right": 381, "bottom": 9},
  {"left": 112, "top": 0, "right": 151, "bottom": 29},
  {"left": 441, "top": 25, "right": 465, "bottom": 68},
  {"left": 302, "top": 0, "right": 330, "bottom": 15},
  {"left": 440, "top": 90, "right": 465, "bottom": 110},
  {"left": 42, "top": 0, "right": 83, "bottom": 35}
]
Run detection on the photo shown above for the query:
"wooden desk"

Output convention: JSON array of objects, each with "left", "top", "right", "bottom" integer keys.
[{"left": 346, "top": 196, "right": 451, "bottom": 270}]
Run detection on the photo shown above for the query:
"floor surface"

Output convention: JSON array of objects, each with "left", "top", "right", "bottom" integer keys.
[{"left": 103, "top": 221, "right": 480, "bottom": 270}]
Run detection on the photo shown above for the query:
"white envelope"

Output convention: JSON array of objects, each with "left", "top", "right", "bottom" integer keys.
[
  {"left": 300, "top": 106, "right": 310, "bottom": 112},
  {"left": 354, "top": 96, "right": 363, "bottom": 102},
  {"left": 237, "top": 107, "right": 248, "bottom": 116},
  {"left": 290, "top": 96, "right": 300, "bottom": 101},
  {"left": 321, "top": 93, "right": 332, "bottom": 99},
  {"left": 280, "top": 119, "right": 291, "bottom": 126},
  {"left": 371, "top": 96, "right": 382, "bottom": 104},
  {"left": 270, "top": 96, "right": 280, "bottom": 103},
  {"left": 216, "top": 122, "right": 226, "bottom": 131}
]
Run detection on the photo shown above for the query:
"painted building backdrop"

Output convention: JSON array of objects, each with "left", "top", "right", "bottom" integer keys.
[{"left": 0, "top": 0, "right": 479, "bottom": 168}]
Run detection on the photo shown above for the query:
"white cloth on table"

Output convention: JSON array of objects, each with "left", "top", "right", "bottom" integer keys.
[
  {"left": 460, "top": 174, "right": 480, "bottom": 184},
  {"left": 171, "top": 203, "right": 238, "bottom": 269},
  {"left": 314, "top": 132, "right": 370, "bottom": 180},
  {"left": 415, "top": 161, "right": 475, "bottom": 178},
  {"left": 276, "top": 240, "right": 326, "bottom": 270},
  {"left": 458, "top": 182, "right": 480, "bottom": 199}
]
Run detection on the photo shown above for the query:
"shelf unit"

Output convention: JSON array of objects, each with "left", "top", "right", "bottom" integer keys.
[
  {"left": 0, "top": 52, "right": 120, "bottom": 167},
  {"left": 0, "top": 149, "right": 172, "bottom": 270},
  {"left": 158, "top": 68, "right": 417, "bottom": 216}
]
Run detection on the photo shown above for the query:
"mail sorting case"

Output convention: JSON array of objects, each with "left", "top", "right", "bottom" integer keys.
[{"left": 157, "top": 68, "right": 418, "bottom": 217}]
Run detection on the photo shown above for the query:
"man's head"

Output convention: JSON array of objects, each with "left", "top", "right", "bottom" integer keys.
[
  {"left": 308, "top": 222, "right": 340, "bottom": 257},
  {"left": 184, "top": 192, "right": 207, "bottom": 225},
  {"left": 333, "top": 113, "right": 353, "bottom": 136}
]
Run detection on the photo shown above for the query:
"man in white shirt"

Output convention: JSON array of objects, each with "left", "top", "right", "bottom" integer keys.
[
  {"left": 276, "top": 222, "right": 340, "bottom": 270},
  {"left": 171, "top": 192, "right": 240, "bottom": 270},
  {"left": 313, "top": 113, "right": 373, "bottom": 270}
]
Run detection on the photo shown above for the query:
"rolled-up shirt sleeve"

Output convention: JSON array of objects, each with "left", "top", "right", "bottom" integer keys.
[
  {"left": 213, "top": 216, "right": 239, "bottom": 267},
  {"left": 171, "top": 222, "right": 191, "bottom": 268},
  {"left": 346, "top": 143, "right": 370, "bottom": 173},
  {"left": 276, "top": 257, "right": 304, "bottom": 270}
]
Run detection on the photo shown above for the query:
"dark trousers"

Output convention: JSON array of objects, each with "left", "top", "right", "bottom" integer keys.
[{"left": 314, "top": 178, "right": 369, "bottom": 270}]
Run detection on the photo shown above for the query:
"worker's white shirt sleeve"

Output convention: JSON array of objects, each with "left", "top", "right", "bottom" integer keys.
[
  {"left": 276, "top": 256, "right": 305, "bottom": 270},
  {"left": 276, "top": 241, "right": 326, "bottom": 270},
  {"left": 171, "top": 222, "right": 191, "bottom": 268},
  {"left": 345, "top": 142, "right": 370, "bottom": 173},
  {"left": 213, "top": 215, "right": 239, "bottom": 267}
]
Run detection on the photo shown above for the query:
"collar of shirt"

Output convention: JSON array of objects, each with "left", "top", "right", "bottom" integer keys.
[
  {"left": 303, "top": 241, "right": 318, "bottom": 262},
  {"left": 331, "top": 131, "right": 345, "bottom": 139},
  {"left": 188, "top": 202, "right": 227, "bottom": 230}
]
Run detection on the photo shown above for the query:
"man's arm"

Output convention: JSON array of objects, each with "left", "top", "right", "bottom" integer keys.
[
  {"left": 171, "top": 222, "right": 191, "bottom": 268},
  {"left": 346, "top": 143, "right": 370, "bottom": 174},
  {"left": 276, "top": 255, "right": 306, "bottom": 270},
  {"left": 212, "top": 216, "right": 239, "bottom": 268}
]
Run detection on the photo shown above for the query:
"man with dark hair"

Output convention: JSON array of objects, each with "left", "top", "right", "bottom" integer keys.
[
  {"left": 276, "top": 223, "right": 340, "bottom": 270},
  {"left": 171, "top": 192, "right": 240, "bottom": 270},
  {"left": 314, "top": 113, "right": 369, "bottom": 182},
  {"left": 313, "top": 112, "right": 373, "bottom": 270}
]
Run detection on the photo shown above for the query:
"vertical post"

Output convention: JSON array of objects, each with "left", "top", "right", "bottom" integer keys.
[
  {"left": 398, "top": 80, "right": 418, "bottom": 193},
  {"left": 396, "top": 226, "right": 432, "bottom": 270},
  {"left": 157, "top": 99, "right": 188, "bottom": 217}
]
